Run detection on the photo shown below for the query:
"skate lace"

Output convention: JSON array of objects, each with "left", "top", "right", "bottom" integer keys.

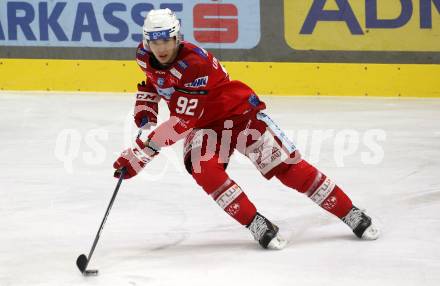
[
  {"left": 343, "top": 208, "right": 364, "bottom": 230},
  {"left": 248, "top": 215, "right": 268, "bottom": 241}
]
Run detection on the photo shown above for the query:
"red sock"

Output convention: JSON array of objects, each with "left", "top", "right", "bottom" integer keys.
[
  {"left": 192, "top": 156, "right": 257, "bottom": 225},
  {"left": 210, "top": 180, "right": 257, "bottom": 225},
  {"left": 276, "top": 160, "right": 352, "bottom": 218}
]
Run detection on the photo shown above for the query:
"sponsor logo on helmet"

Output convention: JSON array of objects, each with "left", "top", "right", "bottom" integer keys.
[
  {"left": 184, "top": 76, "right": 208, "bottom": 88},
  {"left": 147, "top": 29, "right": 171, "bottom": 41}
]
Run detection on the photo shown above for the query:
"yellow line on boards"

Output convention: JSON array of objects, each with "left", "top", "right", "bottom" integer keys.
[{"left": 0, "top": 59, "right": 439, "bottom": 97}]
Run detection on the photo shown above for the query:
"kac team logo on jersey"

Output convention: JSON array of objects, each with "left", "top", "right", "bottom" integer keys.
[
  {"left": 184, "top": 76, "right": 208, "bottom": 88},
  {"left": 157, "top": 78, "right": 165, "bottom": 86}
]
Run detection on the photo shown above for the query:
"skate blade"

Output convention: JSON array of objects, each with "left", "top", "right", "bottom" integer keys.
[
  {"left": 361, "top": 224, "right": 380, "bottom": 240},
  {"left": 267, "top": 235, "right": 288, "bottom": 250}
]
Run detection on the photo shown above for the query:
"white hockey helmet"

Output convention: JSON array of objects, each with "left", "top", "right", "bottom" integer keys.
[{"left": 143, "top": 8, "right": 180, "bottom": 47}]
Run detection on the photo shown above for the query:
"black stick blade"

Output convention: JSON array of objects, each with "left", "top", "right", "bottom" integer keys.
[
  {"left": 76, "top": 254, "right": 88, "bottom": 273},
  {"left": 85, "top": 269, "right": 99, "bottom": 276}
]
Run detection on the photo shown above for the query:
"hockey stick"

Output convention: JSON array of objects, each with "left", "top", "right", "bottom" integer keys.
[
  {"left": 76, "top": 167, "right": 127, "bottom": 276},
  {"left": 77, "top": 123, "right": 147, "bottom": 276}
]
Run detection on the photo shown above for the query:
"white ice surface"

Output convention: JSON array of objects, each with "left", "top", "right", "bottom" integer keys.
[{"left": 0, "top": 92, "right": 439, "bottom": 286}]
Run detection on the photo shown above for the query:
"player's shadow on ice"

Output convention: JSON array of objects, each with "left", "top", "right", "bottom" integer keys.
[
  {"left": 286, "top": 232, "right": 360, "bottom": 248},
  {"left": 153, "top": 241, "right": 259, "bottom": 253},
  {"left": 279, "top": 215, "right": 364, "bottom": 247},
  {"left": 143, "top": 232, "right": 358, "bottom": 254}
]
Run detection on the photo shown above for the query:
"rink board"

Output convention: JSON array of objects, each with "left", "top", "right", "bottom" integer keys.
[{"left": 0, "top": 59, "right": 439, "bottom": 97}]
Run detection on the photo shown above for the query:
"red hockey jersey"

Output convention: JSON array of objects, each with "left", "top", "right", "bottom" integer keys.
[{"left": 135, "top": 41, "right": 265, "bottom": 147}]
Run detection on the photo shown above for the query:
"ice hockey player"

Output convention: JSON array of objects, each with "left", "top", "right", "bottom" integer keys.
[{"left": 113, "top": 8, "right": 380, "bottom": 250}]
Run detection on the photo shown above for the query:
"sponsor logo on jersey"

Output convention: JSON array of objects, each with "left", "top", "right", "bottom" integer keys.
[
  {"left": 177, "top": 60, "right": 189, "bottom": 70},
  {"left": 136, "top": 58, "right": 147, "bottom": 69},
  {"left": 184, "top": 76, "right": 209, "bottom": 88},
  {"left": 248, "top": 94, "right": 260, "bottom": 107},
  {"left": 157, "top": 78, "right": 165, "bottom": 86},
  {"left": 212, "top": 57, "right": 219, "bottom": 69},
  {"left": 136, "top": 48, "right": 146, "bottom": 56},
  {"left": 193, "top": 47, "right": 209, "bottom": 59},
  {"left": 170, "top": 68, "right": 182, "bottom": 80},
  {"left": 156, "top": 86, "right": 175, "bottom": 100}
]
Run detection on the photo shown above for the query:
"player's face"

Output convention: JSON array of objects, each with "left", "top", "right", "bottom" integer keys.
[{"left": 148, "top": 38, "right": 178, "bottom": 65}]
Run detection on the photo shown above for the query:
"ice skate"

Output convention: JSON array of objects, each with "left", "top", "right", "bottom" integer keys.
[
  {"left": 247, "top": 212, "right": 287, "bottom": 250},
  {"left": 342, "top": 206, "right": 380, "bottom": 240}
]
